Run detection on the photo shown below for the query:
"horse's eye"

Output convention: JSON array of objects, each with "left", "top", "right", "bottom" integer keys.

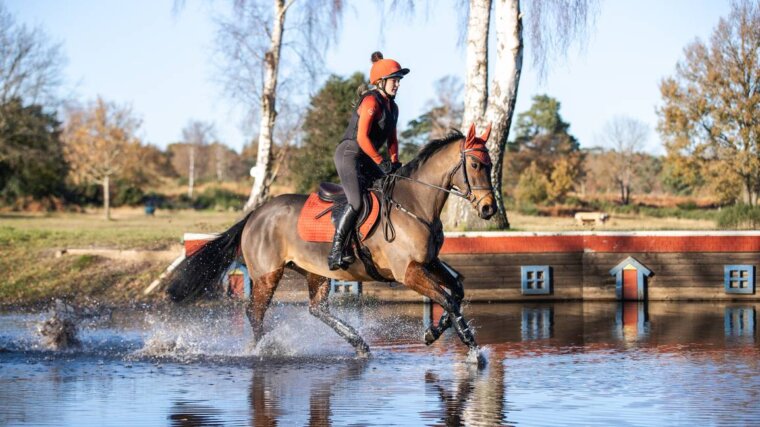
[{"left": 471, "top": 162, "right": 478, "bottom": 169}]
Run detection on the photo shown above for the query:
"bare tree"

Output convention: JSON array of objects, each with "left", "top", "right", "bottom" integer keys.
[
  {"left": 181, "top": 120, "right": 214, "bottom": 199},
  {"left": 446, "top": 0, "right": 598, "bottom": 230},
  {"left": 62, "top": 97, "right": 141, "bottom": 220},
  {"left": 600, "top": 116, "right": 649, "bottom": 205},
  {"left": 429, "top": 76, "right": 465, "bottom": 139},
  {"left": 0, "top": 3, "right": 66, "bottom": 106},
  {"left": 215, "top": 0, "right": 344, "bottom": 211}
]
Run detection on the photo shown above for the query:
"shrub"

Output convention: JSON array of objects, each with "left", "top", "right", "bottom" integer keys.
[
  {"left": 717, "top": 204, "right": 760, "bottom": 229},
  {"left": 112, "top": 184, "right": 145, "bottom": 206},
  {"left": 193, "top": 187, "right": 244, "bottom": 211},
  {"left": 516, "top": 162, "right": 549, "bottom": 205}
]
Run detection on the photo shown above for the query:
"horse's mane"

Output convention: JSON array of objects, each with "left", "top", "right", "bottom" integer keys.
[{"left": 398, "top": 129, "right": 463, "bottom": 176}]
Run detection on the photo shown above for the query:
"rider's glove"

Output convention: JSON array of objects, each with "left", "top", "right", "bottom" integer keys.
[
  {"left": 391, "top": 161, "right": 402, "bottom": 173},
  {"left": 379, "top": 159, "right": 393, "bottom": 175}
]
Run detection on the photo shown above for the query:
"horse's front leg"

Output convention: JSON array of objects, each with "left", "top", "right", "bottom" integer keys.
[
  {"left": 403, "top": 261, "right": 480, "bottom": 356},
  {"left": 423, "top": 259, "right": 464, "bottom": 345}
]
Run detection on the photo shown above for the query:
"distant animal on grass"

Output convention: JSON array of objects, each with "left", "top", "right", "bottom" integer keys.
[{"left": 574, "top": 211, "right": 609, "bottom": 226}]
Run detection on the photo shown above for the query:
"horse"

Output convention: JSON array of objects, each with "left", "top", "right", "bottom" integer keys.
[{"left": 167, "top": 123, "right": 497, "bottom": 363}]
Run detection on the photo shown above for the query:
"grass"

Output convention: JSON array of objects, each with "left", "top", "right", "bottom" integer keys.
[
  {"left": 0, "top": 208, "right": 240, "bottom": 307},
  {"left": 506, "top": 211, "right": 718, "bottom": 231}
]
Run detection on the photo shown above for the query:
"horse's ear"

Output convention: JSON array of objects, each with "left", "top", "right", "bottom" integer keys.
[
  {"left": 467, "top": 123, "right": 476, "bottom": 142},
  {"left": 481, "top": 123, "right": 492, "bottom": 142}
]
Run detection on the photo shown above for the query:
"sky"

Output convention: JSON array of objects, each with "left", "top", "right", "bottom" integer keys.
[{"left": 6, "top": 0, "right": 733, "bottom": 155}]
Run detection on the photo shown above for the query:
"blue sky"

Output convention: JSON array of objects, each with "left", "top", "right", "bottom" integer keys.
[{"left": 6, "top": 0, "right": 732, "bottom": 154}]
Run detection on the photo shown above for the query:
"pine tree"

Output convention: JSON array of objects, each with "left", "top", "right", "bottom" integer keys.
[{"left": 292, "top": 72, "right": 365, "bottom": 193}]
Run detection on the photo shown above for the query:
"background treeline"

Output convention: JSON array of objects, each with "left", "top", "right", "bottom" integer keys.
[{"left": 1, "top": 1, "right": 758, "bottom": 229}]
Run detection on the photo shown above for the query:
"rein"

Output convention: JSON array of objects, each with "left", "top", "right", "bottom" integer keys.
[{"left": 376, "top": 141, "right": 493, "bottom": 242}]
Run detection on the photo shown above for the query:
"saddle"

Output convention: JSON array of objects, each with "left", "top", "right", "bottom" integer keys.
[{"left": 297, "top": 183, "right": 381, "bottom": 243}]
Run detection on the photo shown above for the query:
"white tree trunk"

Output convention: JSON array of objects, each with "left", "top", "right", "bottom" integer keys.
[
  {"left": 462, "top": 0, "right": 491, "bottom": 128},
  {"left": 446, "top": 0, "right": 492, "bottom": 230},
  {"left": 188, "top": 144, "right": 195, "bottom": 199},
  {"left": 103, "top": 174, "right": 111, "bottom": 220},
  {"left": 484, "top": 0, "right": 523, "bottom": 229},
  {"left": 245, "top": 0, "right": 288, "bottom": 211},
  {"left": 446, "top": 0, "right": 522, "bottom": 231},
  {"left": 215, "top": 144, "right": 224, "bottom": 182}
]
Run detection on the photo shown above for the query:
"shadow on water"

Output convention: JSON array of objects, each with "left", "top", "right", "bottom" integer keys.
[{"left": 1, "top": 300, "right": 759, "bottom": 426}]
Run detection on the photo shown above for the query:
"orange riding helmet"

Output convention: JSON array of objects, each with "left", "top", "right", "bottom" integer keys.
[{"left": 369, "top": 51, "right": 409, "bottom": 84}]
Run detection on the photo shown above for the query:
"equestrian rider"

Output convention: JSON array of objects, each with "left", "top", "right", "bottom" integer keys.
[{"left": 328, "top": 51, "right": 409, "bottom": 271}]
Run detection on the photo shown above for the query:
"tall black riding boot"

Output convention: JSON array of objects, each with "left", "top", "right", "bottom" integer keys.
[{"left": 328, "top": 205, "right": 359, "bottom": 270}]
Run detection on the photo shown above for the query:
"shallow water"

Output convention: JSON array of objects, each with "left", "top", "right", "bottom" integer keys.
[{"left": 1, "top": 301, "right": 759, "bottom": 426}]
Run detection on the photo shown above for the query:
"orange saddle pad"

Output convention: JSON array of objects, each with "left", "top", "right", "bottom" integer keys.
[{"left": 297, "top": 192, "right": 381, "bottom": 243}]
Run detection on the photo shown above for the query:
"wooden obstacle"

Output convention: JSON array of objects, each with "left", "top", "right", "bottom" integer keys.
[{"left": 168, "top": 231, "right": 760, "bottom": 302}]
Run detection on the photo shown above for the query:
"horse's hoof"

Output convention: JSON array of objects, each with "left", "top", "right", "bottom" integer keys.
[
  {"left": 356, "top": 347, "right": 371, "bottom": 359},
  {"left": 424, "top": 328, "right": 439, "bottom": 346}
]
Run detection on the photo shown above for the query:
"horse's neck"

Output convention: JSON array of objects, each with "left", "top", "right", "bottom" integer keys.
[{"left": 398, "top": 142, "right": 460, "bottom": 224}]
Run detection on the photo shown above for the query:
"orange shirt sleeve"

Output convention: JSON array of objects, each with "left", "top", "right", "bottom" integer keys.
[
  {"left": 388, "top": 129, "right": 399, "bottom": 163},
  {"left": 356, "top": 95, "right": 384, "bottom": 164}
]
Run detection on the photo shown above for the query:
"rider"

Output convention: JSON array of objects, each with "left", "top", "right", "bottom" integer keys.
[{"left": 328, "top": 51, "right": 409, "bottom": 270}]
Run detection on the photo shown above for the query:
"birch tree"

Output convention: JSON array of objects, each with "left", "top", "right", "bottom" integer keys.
[
  {"left": 216, "top": 0, "right": 344, "bottom": 211},
  {"left": 181, "top": 120, "right": 214, "bottom": 199},
  {"left": 62, "top": 97, "right": 141, "bottom": 220},
  {"left": 446, "top": 0, "right": 597, "bottom": 230}
]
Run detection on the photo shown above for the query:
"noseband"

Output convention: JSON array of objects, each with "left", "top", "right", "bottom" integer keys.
[{"left": 449, "top": 139, "right": 494, "bottom": 209}]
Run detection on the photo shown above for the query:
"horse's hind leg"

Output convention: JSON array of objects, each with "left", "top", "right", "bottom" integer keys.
[
  {"left": 246, "top": 267, "right": 284, "bottom": 344},
  {"left": 306, "top": 273, "right": 370, "bottom": 358}
]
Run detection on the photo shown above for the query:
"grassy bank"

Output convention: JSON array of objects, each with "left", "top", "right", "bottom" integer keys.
[{"left": 0, "top": 208, "right": 240, "bottom": 307}]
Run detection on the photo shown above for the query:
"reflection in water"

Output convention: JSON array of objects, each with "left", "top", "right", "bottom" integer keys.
[
  {"left": 725, "top": 306, "right": 756, "bottom": 342},
  {"left": 248, "top": 360, "right": 368, "bottom": 426},
  {"left": 615, "top": 302, "right": 650, "bottom": 343},
  {"left": 2, "top": 302, "right": 760, "bottom": 426},
  {"left": 169, "top": 401, "right": 224, "bottom": 426},
  {"left": 520, "top": 306, "right": 554, "bottom": 341},
  {"left": 424, "top": 360, "right": 507, "bottom": 426}
]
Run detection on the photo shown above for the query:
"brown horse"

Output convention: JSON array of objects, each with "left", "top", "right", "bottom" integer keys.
[{"left": 167, "top": 123, "right": 497, "bottom": 363}]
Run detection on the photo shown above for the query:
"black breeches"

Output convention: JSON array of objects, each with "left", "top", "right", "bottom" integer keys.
[{"left": 334, "top": 140, "right": 383, "bottom": 210}]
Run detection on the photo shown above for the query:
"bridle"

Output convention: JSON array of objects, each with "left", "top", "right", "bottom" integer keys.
[
  {"left": 378, "top": 138, "right": 494, "bottom": 241},
  {"left": 390, "top": 138, "right": 493, "bottom": 204}
]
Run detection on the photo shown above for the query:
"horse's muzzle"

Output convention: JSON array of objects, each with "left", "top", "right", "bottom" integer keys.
[{"left": 480, "top": 202, "right": 496, "bottom": 220}]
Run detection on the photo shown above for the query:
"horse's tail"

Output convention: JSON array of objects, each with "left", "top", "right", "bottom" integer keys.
[{"left": 166, "top": 211, "right": 254, "bottom": 303}]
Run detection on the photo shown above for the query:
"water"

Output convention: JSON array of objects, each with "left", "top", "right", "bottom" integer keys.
[{"left": 1, "top": 301, "right": 759, "bottom": 426}]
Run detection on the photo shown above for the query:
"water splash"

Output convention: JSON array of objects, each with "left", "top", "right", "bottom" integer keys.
[
  {"left": 466, "top": 345, "right": 489, "bottom": 368},
  {"left": 37, "top": 300, "right": 81, "bottom": 350}
]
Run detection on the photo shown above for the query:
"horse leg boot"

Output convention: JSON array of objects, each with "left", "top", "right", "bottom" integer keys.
[
  {"left": 245, "top": 268, "right": 284, "bottom": 344},
  {"left": 404, "top": 261, "right": 480, "bottom": 354},
  {"left": 328, "top": 205, "right": 359, "bottom": 270},
  {"left": 423, "top": 259, "right": 464, "bottom": 345},
  {"left": 306, "top": 273, "right": 370, "bottom": 358}
]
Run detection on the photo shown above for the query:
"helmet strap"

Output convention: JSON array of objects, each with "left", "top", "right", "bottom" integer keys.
[{"left": 377, "top": 79, "right": 395, "bottom": 100}]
